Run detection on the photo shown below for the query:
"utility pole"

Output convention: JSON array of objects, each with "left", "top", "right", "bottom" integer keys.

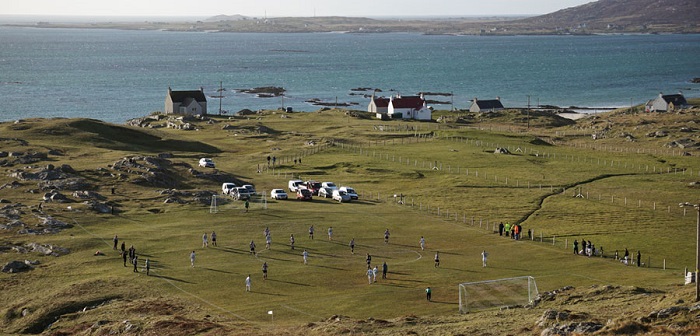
[
  {"left": 211, "top": 81, "right": 226, "bottom": 115},
  {"left": 680, "top": 202, "right": 700, "bottom": 302},
  {"left": 527, "top": 95, "right": 531, "bottom": 129}
]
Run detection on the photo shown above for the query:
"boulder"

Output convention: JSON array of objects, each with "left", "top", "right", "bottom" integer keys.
[
  {"left": 1, "top": 260, "right": 33, "bottom": 273},
  {"left": 25, "top": 242, "right": 70, "bottom": 256},
  {"left": 72, "top": 190, "right": 105, "bottom": 200},
  {"left": 83, "top": 201, "right": 112, "bottom": 214}
]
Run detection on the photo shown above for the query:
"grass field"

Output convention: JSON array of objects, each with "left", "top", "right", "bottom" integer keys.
[{"left": 0, "top": 108, "right": 698, "bottom": 334}]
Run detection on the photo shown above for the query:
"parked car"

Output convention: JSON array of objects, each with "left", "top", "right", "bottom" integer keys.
[
  {"left": 332, "top": 189, "right": 351, "bottom": 203},
  {"left": 296, "top": 188, "right": 312, "bottom": 201},
  {"left": 321, "top": 182, "right": 338, "bottom": 190},
  {"left": 270, "top": 189, "right": 288, "bottom": 200},
  {"left": 243, "top": 184, "right": 256, "bottom": 196},
  {"left": 288, "top": 179, "right": 304, "bottom": 192},
  {"left": 222, "top": 182, "right": 237, "bottom": 195},
  {"left": 232, "top": 187, "right": 251, "bottom": 201},
  {"left": 318, "top": 187, "right": 333, "bottom": 198},
  {"left": 199, "top": 158, "right": 215, "bottom": 168},
  {"left": 304, "top": 180, "right": 322, "bottom": 195},
  {"left": 339, "top": 186, "right": 358, "bottom": 200}
]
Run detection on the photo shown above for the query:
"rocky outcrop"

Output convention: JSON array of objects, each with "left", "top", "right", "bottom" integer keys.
[
  {"left": 111, "top": 156, "right": 179, "bottom": 188},
  {"left": 158, "top": 189, "right": 216, "bottom": 205},
  {"left": 1, "top": 260, "right": 33, "bottom": 273}
]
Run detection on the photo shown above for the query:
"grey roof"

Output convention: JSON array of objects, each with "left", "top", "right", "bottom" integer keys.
[
  {"left": 475, "top": 100, "right": 504, "bottom": 109},
  {"left": 661, "top": 94, "right": 687, "bottom": 106},
  {"left": 169, "top": 90, "right": 207, "bottom": 103}
]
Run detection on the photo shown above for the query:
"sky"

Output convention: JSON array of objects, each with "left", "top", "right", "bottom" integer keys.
[{"left": 1, "top": 0, "right": 594, "bottom": 17}]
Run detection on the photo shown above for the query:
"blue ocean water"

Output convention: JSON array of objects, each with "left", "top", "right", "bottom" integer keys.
[{"left": 1, "top": 26, "right": 699, "bottom": 124}]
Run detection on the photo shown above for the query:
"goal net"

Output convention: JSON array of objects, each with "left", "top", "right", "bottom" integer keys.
[{"left": 458, "top": 276, "right": 538, "bottom": 313}]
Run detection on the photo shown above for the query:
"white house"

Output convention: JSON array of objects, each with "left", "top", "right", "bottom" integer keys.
[
  {"left": 469, "top": 97, "right": 504, "bottom": 113},
  {"left": 385, "top": 94, "right": 432, "bottom": 121},
  {"left": 644, "top": 92, "right": 688, "bottom": 112},
  {"left": 165, "top": 87, "right": 208, "bottom": 115},
  {"left": 368, "top": 93, "right": 390, "bottom": 116}
]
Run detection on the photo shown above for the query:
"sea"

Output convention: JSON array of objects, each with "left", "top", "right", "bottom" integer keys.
[{"left": 1, "top": 25, "right": 699, "bottom": 124}]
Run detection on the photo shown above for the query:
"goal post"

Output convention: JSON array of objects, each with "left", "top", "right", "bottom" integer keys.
[{"left": 458, "top": 276, "right": 538, "bottom": 313}]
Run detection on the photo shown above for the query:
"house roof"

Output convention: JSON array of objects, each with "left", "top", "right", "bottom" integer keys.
[
  {"left": 474, "top": 99, "right": 504, "bottom": 109},
  {"left": 391, "top": 96, "right": 424, "bottom": 109},
  {"left": 661, "top": 94, "right": 687, "bottom": 106},
  {"left": 372, "top": 97, "right": 390, "bottom": 108},
  {"left": 169, "top": 89, "right": 207, "bottom": 103}
]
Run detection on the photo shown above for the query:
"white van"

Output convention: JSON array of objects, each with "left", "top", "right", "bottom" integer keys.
[
  {"left": 288, "top": 179, "right": 304, "bottom": 192},
  {"left": 222, "top": 182, "right": 236, "bottom": 195},
  {"left": 321, "top": 182, "right": 338, "bottom": 190}
]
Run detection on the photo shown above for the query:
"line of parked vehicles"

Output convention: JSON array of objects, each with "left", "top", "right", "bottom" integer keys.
[
  {"left": 288, "top": 179, "right": 358, "bottom": 203},
  {"left": 219, "top": 180, "right": 358, "bottom": 203},
  {"left": 204, "top": 155, "right": 358, "bottom": 203}
]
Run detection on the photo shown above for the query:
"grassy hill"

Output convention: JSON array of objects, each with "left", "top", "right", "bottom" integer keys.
[{"left": 0, "top": 107, "right": 699, "bottom": 335}]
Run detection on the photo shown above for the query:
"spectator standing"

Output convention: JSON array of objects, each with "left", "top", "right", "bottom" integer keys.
[
  {"left": 244, "top": 200, "right": 249, "bottom": 213},
  {"left": 132, "top": 255, "right": 138, "bottom": 272},
  {"left": 145, "top": 258, "right": 150, "bottom": 275},
  {"left": 573, "top": 240, "right": 579, "bottom": 254},
  {"left": 113, "top": 235, "right": 118, "bottom": 250},
  {"left": 498, "top": 222, "right": 504, "bottom": 236},
  {"left": 637, "top": 251, "right": 642, "bottom": 267}
]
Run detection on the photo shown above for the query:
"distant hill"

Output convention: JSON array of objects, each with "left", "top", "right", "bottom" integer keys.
[
  {"left": 5, "top": 0, "right": 699, "bottom": 34},
  {"left": 515, "top": 0, "right": 700, "bottom": 33}
]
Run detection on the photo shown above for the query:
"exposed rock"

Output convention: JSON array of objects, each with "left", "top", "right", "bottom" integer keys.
[
  {"left": 38, "top": 177, "right": 92, "bottom": 191},
  {"left": 83, "top": 201, "right": 113, "bottom": 214},
  {"left": 42, "top": 190, "right": 70, "bottom": 203},
  {"left": 0, "top": 181, "right": 23, "bottom": 190},
  {"left": 647, "top": 130, "right": 668, "bottom": 137},
  {"left": 1, "top": 260, "right": 33, "bottom": 273},
  {"left": 494, "top": 147, "right": 510, "bottom": 154},
  {"left": 666, "top": 138, "right": 697, "bottom": 149},
  {"left": 25, "top": 242, "right": 70, "bottom": 256},
  {"left": 72, "top": 190, "right": 105, "bottom": 200}
]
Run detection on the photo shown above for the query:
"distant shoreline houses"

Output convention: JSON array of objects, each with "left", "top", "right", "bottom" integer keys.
[
  {"left": 368, "top": 93, "right": 432, "bottom": 121},
  {"left": 165, "top": 87, "right": 208, "bottom": 116},
  {"left": 645, "top": 92, "right": 689, "bottom": 112}
]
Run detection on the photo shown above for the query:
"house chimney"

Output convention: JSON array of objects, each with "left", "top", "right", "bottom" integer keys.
[
  {"left": 496, "top": 96, "right": 500, "bottom": 101},
  {"left": 200, "top": 87, "right": 204, "bottom": 93},
  {"left": 473, "top": 97, "right": 478, "bottom": 102}
]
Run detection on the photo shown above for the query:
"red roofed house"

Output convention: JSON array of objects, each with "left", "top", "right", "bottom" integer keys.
[
  {"left": 165, "top": 87, "right": 208, "bottom": 116},
  {"left": 380, "top": 94, "right": 431, "bottom": 121}
]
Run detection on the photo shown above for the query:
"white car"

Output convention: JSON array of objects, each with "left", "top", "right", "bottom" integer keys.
[
  {"left": 321, "top": 182, "right": 338, "bottom": 190},
  {"left": 222, "top": 182, "right": 236, "bottom": 195},
  {"left": 339, "top": 186, "right": 358, "bottom": 200},
  {"left": 199, "top": 158, "right": 215, "bottom": 168},
  {"left": 318, "top": 187, "right": 333, "bottom": 198},
  {"left": 332, "top": 189, "right": 351, "bottom": 203},
  {"left": 232, "top": 187, "right": 251, "bottom": 201},
  {"left": 270, "top": 189, "right": 288, "bottom": 200}
]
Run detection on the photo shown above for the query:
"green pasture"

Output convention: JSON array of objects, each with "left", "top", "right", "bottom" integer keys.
[{"left": 0, "top": 110, "right": 698, "bottom": 330}]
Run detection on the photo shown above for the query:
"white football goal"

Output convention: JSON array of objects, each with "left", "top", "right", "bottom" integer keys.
[{"left": 458, "top": 276, "right": 538, "bottom": 313}]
